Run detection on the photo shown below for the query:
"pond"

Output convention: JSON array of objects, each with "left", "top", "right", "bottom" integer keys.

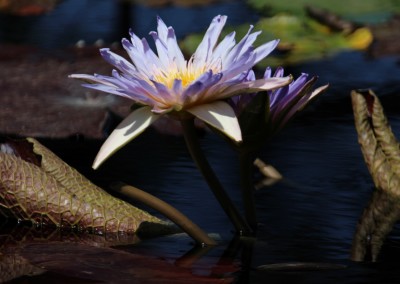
[{"left": 1, "top": 0, "right": 400, "bottom": 283}]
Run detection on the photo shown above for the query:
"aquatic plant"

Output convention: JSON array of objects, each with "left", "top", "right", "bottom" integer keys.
[
  {"left": 351, "top": 90, "right": 400, "bottom": 262},
  {"left": 227, "top": 67, "right": 327, "bottom": 229},
  {"left": 70, "top": 14, "right": 326, "bottom": 238},
  {"left": 70, "top": 15, "right": 292, "bottom": 169},
  {"left": 0, "top": 138, "right": 217, "bottom": 244}
]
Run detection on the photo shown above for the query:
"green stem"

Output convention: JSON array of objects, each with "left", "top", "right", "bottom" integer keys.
[
  {"left": 180, "top": 118, "right": 252, "bottom": 235},
  {"left": 239, "top": 151, "right": 258, "bottom": 232},
  {"left": 110, "top": 182, "right": 216, "bottom": 246}
]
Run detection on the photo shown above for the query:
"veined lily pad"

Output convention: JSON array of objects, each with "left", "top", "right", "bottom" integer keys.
[{"left": 0, "top": 138, "right": 173, "bottom": 236}]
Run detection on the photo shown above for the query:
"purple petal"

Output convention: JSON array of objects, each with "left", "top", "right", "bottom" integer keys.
[
  {"left": 220, "top": 47, "right": 257, "bottom": 80},
  {"left": 269, "top": 85, "right": 289, "bottom": 109},
  {"left": 223, "top": 25, "right": 255, "bottom": 67},
  {"left": 156, "top": 16, "right": 169, "bottom": 43},
  {"left": 121, "top": 38, "right": 152, "bottom": 77},
  {"left": 270, "top": 74, "right": 320, "bottom": 124},
  {"left": 69, "top": 73, "right": 117, "bottom": 87},
  {"left": 105, "top": 71, "right": 165, "bottom": 107},
  {"left": 272, "top": 66, "right": 285, "bottom": 77},
  {"left": 210, "top": 31, "right": 236, "bottom": 67},
  {"left": 251, "top": 39, "right": 279, "bottom": 66},
  {"left": 149, "top": 31, "right": 169, "bottom": 69},
  {"left": 245, "top": 70, "right": 256, "bottom": 81},
  {"left": 210, "top": 76, "right": 293, "bottom": 101},
  {"left": 275, "top": 73, "right": 309, "bottom": 111},
  {"left": 193, "top": 15, "right": 227, "bottom": 68},
  {"left": 182, "top": 70, "right": 223, "bottom": 104},
  {"left": 129, "top": 28, "right": 144, "bottom": 49},
  {"left": 100, "top": 48, "right": 137, "bottom": 75},
  {"left": 167, "top": 27, "right": 186, "bottom": 70},
  {"left": 263, "top": 67, "right": 272, "bottom": 78},
  {"left": 80, "top": 83, "right": 130, "bottom": 98},
  {"left": 141, "top": 37, "right": 163, "bottom": 69},
  {"left": 151, "top": 80, "right": 175, "bottom": 102},
  {"left": 172, "top": 79, "right": 183, "bottom": 96},
  {"left": 289, "top": 73, "right": 310, "bottom": 94}
]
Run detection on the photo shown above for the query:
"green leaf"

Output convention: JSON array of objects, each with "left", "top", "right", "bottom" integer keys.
[{"left": 247, "top": 0, "right": 400, "bottom": 23}]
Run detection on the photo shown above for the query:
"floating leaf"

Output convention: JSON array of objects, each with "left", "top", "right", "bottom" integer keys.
[{"left": 0, "top": 138, "right": 171, "bottom": 235}]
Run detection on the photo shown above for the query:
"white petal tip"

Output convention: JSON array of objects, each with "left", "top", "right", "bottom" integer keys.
[
  {"left": 91, "top": 106, "right": 159, "bottom": 170},
  {"left": 92, "top": 159, "right": 102, "bottom": 170}
]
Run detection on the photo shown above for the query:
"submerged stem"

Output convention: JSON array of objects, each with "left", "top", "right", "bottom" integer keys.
[
  {"left": 239, "top": 152, "right": 258, "bottom": 232},
  {"left": 111, "top": 182, "right": 216, "bottom": 246},
  {"left": 180, "top": 118, "right": 252, "bottom": 235}
]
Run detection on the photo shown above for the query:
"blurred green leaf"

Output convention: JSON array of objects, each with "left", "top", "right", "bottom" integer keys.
[
  {"left": 180, "top": 14, "right": 373, "bottom": 67},
  {"left": 247, "top": 0, "right": 400, "bottom": 23}
]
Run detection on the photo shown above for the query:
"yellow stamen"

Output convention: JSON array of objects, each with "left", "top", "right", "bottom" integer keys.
[
  {"left": 152, "top": 67, "right": 206, "bottom": 89},
  {"left": 151, "top": 58, "right": 222, "bottom": 89}
]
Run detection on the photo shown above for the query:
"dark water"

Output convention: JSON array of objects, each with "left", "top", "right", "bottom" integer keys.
[
  {"left": 0, "top": 0, "right": 257, "bottom": 49},
  {"left": 1, "top": 0, "right": 400, "bottom": 283}
]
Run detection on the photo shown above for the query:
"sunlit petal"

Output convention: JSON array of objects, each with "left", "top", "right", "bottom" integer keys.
[
  {"left": 141, "top": 37, "right": 164, "bottom": 69},
  {"left": 187, "top": 101, "right": 242, "bottom": 142},
  {"left": 193, "top": 15, "right": 227, "bottom": 68},
  {"left": 213, "top": 76, "right": 293, "bottom": 100},
  {"left": 252, "top": 39, "right": 280, "bottom": 65},
  {"left": 100, "top": 48, "right": 137, "bottom": 75},
  {"left": 149, "top": 31, "right": 169, "bottom": 69},
  {"left": 156, "top": 16, "right": 169, "bottom": 43},
  {"left": 93, "top": 107, "right": 159, "bottom": 169},
  {"left": 167, "top": 27, "right": 186, "bottom": 70},
  {"left": 309, "top": 84, "right": 330, "bottom": 100},
  {"left": 223, "top": 25, "right": 255, "bottom": 68},
  {"left": 121, "top": 38, "right": 152, "bottom": 78},
  {"left": 210, "top": 31, "right": 236, "bottom": 66}
]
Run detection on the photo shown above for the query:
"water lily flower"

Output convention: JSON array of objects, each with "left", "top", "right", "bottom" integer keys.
[
  {"left": 230, "top": 67, "right": 329, "bottom": 139},
  {"left": 266, "top": 67, "right": 328, "bottom": 134},
  {"left": 70, "top": 15, "right": 292, "bottom": 169}
]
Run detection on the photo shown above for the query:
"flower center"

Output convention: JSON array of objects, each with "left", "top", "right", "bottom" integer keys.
[
  {"left": 151, "top": 57, "right": 222, "bottom": 90},
  {"left": 152, "top": 67, "right": 206, "bottom": 89}
]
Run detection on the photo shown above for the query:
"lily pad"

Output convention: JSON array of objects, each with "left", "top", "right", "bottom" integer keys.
[{"left": 0, "top": 138, "right": 170, "bottom": 235}]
